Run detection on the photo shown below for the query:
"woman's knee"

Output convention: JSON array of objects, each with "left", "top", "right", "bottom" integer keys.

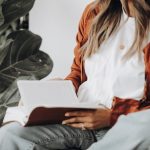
[
  {"left": 0, "top": 123, "right": 23, "bottom": 139},
  {"left": 0, "top": 123, "right": 36, "bottom": 150},
  {"left": 0, "top": 123, "right": 19, "bottom": 147},
  {"left": 137, "top": 138, "right": 150, "bottom": 150}
]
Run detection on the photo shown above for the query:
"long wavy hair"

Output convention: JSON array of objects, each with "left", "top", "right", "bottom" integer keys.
[{"left": 82, "top": 0, "right": 150, "bottom": 59}]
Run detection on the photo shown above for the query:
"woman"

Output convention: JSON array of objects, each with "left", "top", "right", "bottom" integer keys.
[{"left": 0, "top": 0, "right": 150, "bottom": 149}]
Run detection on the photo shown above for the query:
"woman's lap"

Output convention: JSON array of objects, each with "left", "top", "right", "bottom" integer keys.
[
  {"left": 0, "top": 122, "right": 107, "bottom": 150},
  {"left": 4, "top": 109, "right": 150, "bottom": 150},
  {"left": 88, "top": 109, "right": 150, "bottom": 150},
  {"left": 3, "top": 110, "right": 150, "bottom": 150}
]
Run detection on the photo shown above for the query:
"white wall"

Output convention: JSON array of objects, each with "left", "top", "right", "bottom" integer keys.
[{"left": 30, "top": 0, "right": 90, "bottom": 79}]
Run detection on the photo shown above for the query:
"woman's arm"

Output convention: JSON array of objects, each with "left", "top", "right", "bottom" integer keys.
[
  {"left": 65, "top": 3, "right": 94, "bottom": 92},
  {"left": 62, "top": 108, "right": 111, "bottom": 130},
  {"left": 62, "top": 98, "right": 150, "bottom": 130}
]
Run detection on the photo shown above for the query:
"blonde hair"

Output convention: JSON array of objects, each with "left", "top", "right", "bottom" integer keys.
[{"left": 82, "top": 0, "right": 150, "bottom": 59}]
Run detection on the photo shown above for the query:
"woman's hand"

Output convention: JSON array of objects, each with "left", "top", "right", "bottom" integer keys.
[{"left": 62, "top": 108, "right": 112, "bottom": 130}]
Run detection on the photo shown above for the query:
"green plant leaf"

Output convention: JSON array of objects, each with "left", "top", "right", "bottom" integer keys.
[
  {"left": 0, "top": 30, "right": 53, "bottom": 125},
  {"left": 0, "top": 0, "right": 35, "bottom": 33}
]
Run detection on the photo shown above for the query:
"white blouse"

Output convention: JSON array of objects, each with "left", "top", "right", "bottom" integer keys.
[{"left": 77, "top": 10, "right": 147, "bottom": 108}]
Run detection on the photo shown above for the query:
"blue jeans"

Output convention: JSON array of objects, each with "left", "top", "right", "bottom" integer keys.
[
  {"left": 0, "top": 123, "right": 108, "bottom": 150},
  {"left": 88, "top": 109, "right": 150, "bottom": 150}
]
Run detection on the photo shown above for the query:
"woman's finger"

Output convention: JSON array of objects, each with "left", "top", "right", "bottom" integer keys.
[
  {"left": 65, "top": 110, "right": 94, "bottom": 117},
  {"left": 62, "top": 117, "right": 89, "bottom": 124},
  {"left": 67, "top": 122, "right": 95, "bottom": 130},
  {"left": 67, "top": 123, "right": 85, "bottom": 129}
]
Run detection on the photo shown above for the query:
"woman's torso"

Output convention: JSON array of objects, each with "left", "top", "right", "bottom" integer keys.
[{"left": 77, "top": 10, "right": 149, "bottom": 108}]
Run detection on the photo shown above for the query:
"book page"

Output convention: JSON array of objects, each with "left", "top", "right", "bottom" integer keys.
[
  {"left": 3, "top": 81, "right": 106, "bottom": 126},
  {"left": 2, "top": 106, "right": 28, "bottom": 126},
  {"left": 17, "top": 80, "right": 79, "bottom": 112},
  {"left": 17, "top": 80, "right": 106, "bottom": 113}
]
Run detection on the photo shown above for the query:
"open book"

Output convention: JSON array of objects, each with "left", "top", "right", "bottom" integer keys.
[{"left": 3, "top": 80, "right": 106, "bottom": 126}]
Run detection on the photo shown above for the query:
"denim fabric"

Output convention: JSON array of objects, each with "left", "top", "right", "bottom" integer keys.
[
  {"left": 0, "top": 123, "right": 108, "bottom": 150},
  {"left": 94, "top": 128, "right": 109, "bottom": 141},
  {"left": 88, "top": 109, "right": 150, "bottom": 150}
]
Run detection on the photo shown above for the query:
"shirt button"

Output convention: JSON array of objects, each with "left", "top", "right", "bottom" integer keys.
[{"left": 119, "top": 44, "right": 125, "bottom": 50}]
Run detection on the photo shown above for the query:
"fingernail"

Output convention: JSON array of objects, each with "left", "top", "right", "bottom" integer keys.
[
  {"left": 62, "top": 121, "right": 66, "bottom": 124},
  {"left": 65, "top": 113, "right": 69, "bottom": 116}
]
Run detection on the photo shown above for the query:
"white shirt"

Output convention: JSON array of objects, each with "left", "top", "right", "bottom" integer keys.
[{"left": 77, "top": 11, "right": 147, "bottom": 108}]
